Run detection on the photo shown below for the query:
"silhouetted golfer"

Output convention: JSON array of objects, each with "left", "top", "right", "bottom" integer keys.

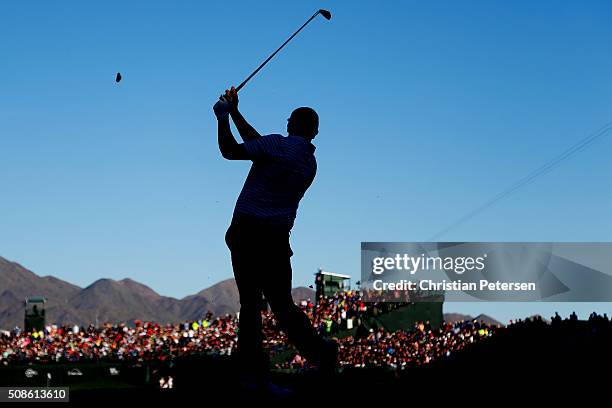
[{"left": 213, "top": 87, "right": 337, "bottom": 391}]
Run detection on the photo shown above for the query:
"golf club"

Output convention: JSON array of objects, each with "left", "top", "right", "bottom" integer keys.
[{"left": 235, "top": 9, "right": 332, "bottom": 92}]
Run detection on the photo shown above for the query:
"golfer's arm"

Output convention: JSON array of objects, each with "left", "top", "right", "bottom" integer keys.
[
  {"left": 217, "top": 117, "right": 249, "bottom": 160},
  {"left": 230, "top": 109, "right": 261, "bottom": 141}
]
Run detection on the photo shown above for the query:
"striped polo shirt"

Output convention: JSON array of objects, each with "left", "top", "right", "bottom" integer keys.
[{"left": 234, "top": 134, "right": 317, "bottom": 229}]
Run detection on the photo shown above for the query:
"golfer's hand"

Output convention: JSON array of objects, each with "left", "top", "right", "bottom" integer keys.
[
  {"left": 223, "top": 86, "right": 239, "bottom": 113},
  {"left": 213, "top": 95, "right": 231, "bottom": 120}
]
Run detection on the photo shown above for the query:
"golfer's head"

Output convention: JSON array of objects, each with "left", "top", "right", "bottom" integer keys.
[{"left": 287, "top": 107, "right": 319, "bottom": 139}]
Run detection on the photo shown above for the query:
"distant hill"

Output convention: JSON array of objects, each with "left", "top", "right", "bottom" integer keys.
[
  {"left": 0, "top": 256, "right": 80, "bottom": 329},
  {"left": 444, "top": 312, "right": 504, "bottom": 326},
  {"left": 0, "top": 255, "right": 315, "bottom": 329},
  {"left": 65, "top": 278, "right": 180, "bottom": 325},
  {"left": 3, "top": 255, "right": 507, "bottom": 330},
  {"left": 474, "top": 314, "right": 504, "bottom": 326},
  {"left": 443, "top": 313, "right": 472, "bottom": 323},
  {"left": 177, "top": 278, "right": 240, "bottom": 321},
  {"left": 291, "top": 287, "right": 316, "bottom": 303}
]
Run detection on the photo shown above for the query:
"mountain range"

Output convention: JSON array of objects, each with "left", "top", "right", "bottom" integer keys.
[
  {"left": 0, "top": 256, "right": 313, "bottom": 329},
  {"left": 442, "top": 312, "right": 503, "bottom": 326},
  {"left": 0, "top": 255, "right": 502, "bottom": 329}
]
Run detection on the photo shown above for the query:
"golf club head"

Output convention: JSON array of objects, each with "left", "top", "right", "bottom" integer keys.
[{"left": 318, "top": 9, "right": 332, "bottom": 20}]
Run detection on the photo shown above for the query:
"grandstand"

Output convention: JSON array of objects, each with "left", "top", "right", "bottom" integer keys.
[{"left": 314, "top": 270, "right": 444, "bottom": 333}]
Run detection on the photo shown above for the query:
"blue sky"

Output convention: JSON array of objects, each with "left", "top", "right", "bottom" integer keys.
[{"left": 1, "top": 1, "right": 612, "bottom": 323}]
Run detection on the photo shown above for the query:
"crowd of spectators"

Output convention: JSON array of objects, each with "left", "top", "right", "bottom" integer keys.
[
  {"left": 0, "top": 291, "right": 496, "bottom": 370},
  {"left": 0, "top": 314, "right": 238, "bottom": 365},
  {"left": 509, "top": 311, "right": 612, "bottom": 333},
  {"left": 282, "top": 320, "right": 493, "bottom": 370},
  {"left": 336, "top": 320, "right": 492, "bottom": 369}
]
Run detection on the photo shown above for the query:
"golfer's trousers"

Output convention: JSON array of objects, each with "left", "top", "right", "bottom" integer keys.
[{"left": 225, "top": 214, "right": 325, "bottom": 371}]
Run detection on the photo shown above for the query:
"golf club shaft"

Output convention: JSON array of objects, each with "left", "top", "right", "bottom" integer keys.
[{"left": 235, "top": 10, "right": 322, "bottom": 92}]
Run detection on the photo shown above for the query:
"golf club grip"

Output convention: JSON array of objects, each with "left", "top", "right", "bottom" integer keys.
[{"left": 235, "top": 10, "right": 322, "bottom": 92}]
